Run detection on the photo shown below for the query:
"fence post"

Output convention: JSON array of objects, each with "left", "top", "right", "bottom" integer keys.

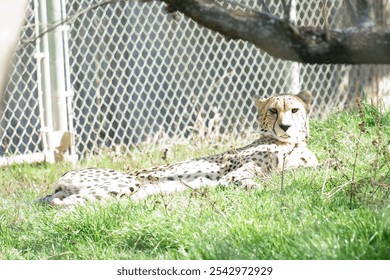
[
  {"left": 284, "top": 0, "right": 301, "bottom": 93},
  {"left": 39, "top": 0, "right": 75, "bottom": 162},
  {"left": 36, "top": 0, "right": 53, "bottom": 163}
]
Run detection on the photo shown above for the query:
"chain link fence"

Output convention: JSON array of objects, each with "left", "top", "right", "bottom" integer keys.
[{"left": 1, "top": 0, "right": 389, "bottom": 164}]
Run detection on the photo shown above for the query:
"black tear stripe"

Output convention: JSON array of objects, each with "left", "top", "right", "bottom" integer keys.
[{"left": 272, "top": 112, "right": 279, "bottom": 133}]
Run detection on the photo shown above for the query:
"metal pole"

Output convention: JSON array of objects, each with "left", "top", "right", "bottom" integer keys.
[
  {"left": 285, "top": 0, "right": 301, "bottom": 93},
  {"left": 47, "top": 0, "right": 68, "bottom": 132},
  {"left": 60, "top": 0, "right": 77, "bottom": 162},
  {"left": 37, "top": 0, "right": 55, "bottom": 162},
  {"left": 41, "top": 0, "right": 73, "bottom": 162}
]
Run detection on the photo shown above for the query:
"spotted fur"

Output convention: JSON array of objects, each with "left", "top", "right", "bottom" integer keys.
[{"left": 38, "top": 91, "right": 319, "bottom": 206}]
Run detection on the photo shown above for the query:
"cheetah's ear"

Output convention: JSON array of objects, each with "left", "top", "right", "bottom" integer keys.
[
  {"left": 296, "top": 90, "right": 312, "bottom": 109},
  {"left": 253, "top": 95, "right": 267, "bottom": 111}
]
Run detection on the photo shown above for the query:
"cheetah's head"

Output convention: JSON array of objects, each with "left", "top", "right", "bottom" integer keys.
[{"left": 253, "top": 90, "right": 312, "bottom": 144}]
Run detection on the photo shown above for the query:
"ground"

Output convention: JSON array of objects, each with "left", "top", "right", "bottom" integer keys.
[{"left": 0, "top": 101, "right": 388, "bottom": 260}]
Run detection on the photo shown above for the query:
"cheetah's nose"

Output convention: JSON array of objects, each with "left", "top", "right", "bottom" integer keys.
[{"left": 279, "top": 124, "right": 291, "bottom": 132}]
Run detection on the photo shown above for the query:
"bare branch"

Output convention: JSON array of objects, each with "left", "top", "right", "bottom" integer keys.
[{"left": 20, "top": 0, "right": 122, "bottom": 49}]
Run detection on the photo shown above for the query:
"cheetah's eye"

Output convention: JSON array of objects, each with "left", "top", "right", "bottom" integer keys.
[
  {"left": 268, "top": 108, "right": 278, "bottom": 115},
  {"left": 291, "top": 108, "right": 299, "bottom": 113}
]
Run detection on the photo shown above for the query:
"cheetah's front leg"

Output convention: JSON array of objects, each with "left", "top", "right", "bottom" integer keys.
[{"left": 218, "top": 162, "right": 263, "bottom": 189}]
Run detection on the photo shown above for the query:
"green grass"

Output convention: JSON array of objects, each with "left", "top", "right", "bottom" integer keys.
[{"left": 0, "top": 102, "right": 389, "bottom": 260}]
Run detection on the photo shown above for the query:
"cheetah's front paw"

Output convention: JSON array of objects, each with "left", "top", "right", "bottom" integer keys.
[
  {"left": 218, "top": 177, "right": 261, "bottom": 189},
  {"left": 239, "top": 179, "right": 261, "bottom": 190}
]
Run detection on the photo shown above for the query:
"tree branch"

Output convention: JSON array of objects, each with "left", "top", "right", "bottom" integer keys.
[
  {"left": 20, "top": 0, "right": 122, "bottom": 49},
  {"left": 144, "top": 0, "right": 390, "bottom": 64}
]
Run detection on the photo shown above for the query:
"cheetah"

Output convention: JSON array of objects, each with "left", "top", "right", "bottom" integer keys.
[{"left": 38, "top": 91, "right": 319, "bottom": 206}]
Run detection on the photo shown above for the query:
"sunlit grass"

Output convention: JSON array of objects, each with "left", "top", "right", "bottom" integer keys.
[{"left": 0, "top": 103, "right": 389, "bottom": 260}]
